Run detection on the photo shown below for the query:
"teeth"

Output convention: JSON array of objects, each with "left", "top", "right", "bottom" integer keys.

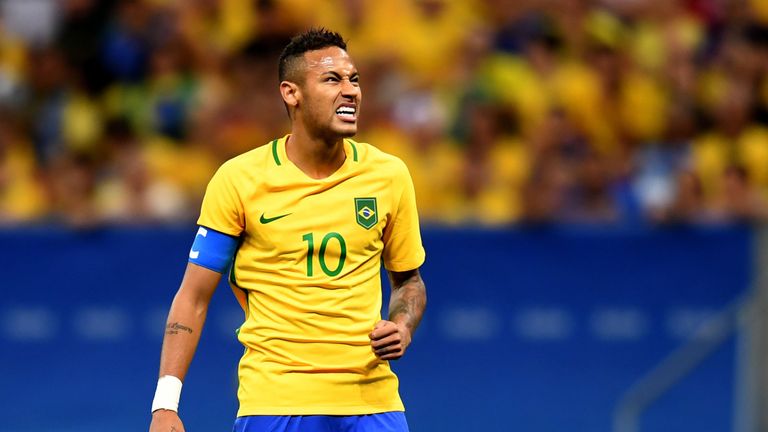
[{"left": 336, "top": 106, "right": 356, "bottom": 115}]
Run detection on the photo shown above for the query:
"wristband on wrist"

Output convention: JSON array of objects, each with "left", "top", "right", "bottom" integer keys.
[{"left": 151, "top": 375, "right": 183, "bottom": 413}]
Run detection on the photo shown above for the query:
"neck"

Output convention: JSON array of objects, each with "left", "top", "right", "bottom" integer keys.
[{"left": 285, "top": 127, "right": 347, "bottom": 179}]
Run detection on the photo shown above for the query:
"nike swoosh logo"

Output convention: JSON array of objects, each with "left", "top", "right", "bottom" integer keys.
[{"left": 259, "top": 212, "right": 291, "bottom": 224}]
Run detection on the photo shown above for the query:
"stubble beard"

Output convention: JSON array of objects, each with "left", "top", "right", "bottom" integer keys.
[
  {"left": 300, "top": 90, "right": 359, "bottom": 142},
  {"left": 305, "top": 111, "right": 358, "bottom": 142}
]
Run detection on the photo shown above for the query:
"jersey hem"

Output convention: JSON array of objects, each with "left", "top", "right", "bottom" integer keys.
[
  {"left": 236, "top": 403, "right": 405, "bottom": 417},
  {"left": 384, "top": 254, "right": 426, "bottom": 272},
  {"left": 196, "top": 221, "right": 242, "bottom": 238}
]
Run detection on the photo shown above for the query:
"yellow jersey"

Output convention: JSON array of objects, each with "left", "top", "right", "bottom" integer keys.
[{"left": 197, "top": 135, "right": 426, "bottom": 416}]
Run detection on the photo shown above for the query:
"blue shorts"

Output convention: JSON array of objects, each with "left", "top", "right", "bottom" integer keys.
[{"left": 233, "top": 412, "right": 409, "bottom": 432}]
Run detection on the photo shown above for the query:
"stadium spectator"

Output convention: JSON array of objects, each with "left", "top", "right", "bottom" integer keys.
[
  {"left": 0, "top": 113, "right": 46, "bottom": 222},
  {"left": 632, "top": 103, "right": 696, "bottom": 221},
  {"left": 45, "top": 151, "right": 99, "bottom": 227},
  {"left": 716, "top": 165, "right": 768, "bottom": 221},
  {"left": 95, "top": 118, "right": 188, "bottom": 223}
]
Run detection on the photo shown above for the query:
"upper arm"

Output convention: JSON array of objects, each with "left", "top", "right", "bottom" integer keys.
[
  {"left": 183, "top": 225, "right": 240, "bottom": 308},
  {"left": 176, "top": 262, "right": 223, "bottom": 306},
  {"left": 197, "top": 162, "right": 245, "bottom": 237},
  {"left": 388, "top": 268, "right": 422, "bottom": 290},
  {"left": 184, "top": 161, "right": 245, "bottom": 308}
]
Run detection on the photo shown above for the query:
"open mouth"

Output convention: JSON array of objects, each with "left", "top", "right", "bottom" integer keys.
[{"left": 335, "top": 105, "right": 357, "bottom": 122}]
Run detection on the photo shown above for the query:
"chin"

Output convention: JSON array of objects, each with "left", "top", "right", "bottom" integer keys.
[{"left": 334, "top": 124, "right": 358, "bottom": 137}]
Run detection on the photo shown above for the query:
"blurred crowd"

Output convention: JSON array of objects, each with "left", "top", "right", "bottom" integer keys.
[{"left": 1, "top": 0, "right": 768, "bottom": 226}]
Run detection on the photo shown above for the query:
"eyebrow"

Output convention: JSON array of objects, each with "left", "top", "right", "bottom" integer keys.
[{"left": 319, "top": 71, "right": 359, "bottom": 79}]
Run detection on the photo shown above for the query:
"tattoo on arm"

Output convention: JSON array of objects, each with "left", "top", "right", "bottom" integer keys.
[
  {"left": 165, "top": 322, "right": 194, "bottom": 335},
  {"left": 388, "top": 269, "right": 427, "bottom": 333}
]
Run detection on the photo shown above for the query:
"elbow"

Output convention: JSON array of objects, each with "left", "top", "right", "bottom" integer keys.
[{"left": 172, "top": 288, "right": 211, "bottom": 319}]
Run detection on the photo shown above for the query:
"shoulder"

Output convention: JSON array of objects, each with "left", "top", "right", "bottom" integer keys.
[
  {"left": 349, "top": 138, "right": 410, "bottom": 176},
  {"left": 205, "top": 141, "right": 276, "bottom": 197}
]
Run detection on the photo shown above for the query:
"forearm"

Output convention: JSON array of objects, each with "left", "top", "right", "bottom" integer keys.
[
  {"left": 156, "top": 264, "right": 220, "bottom": 380},
  {"left": 157, "top": 292, "right": 209, "bottom": 380},
  {"left": 388, "top": 269, "right": 427, "bottom": 335},
  {"left": 150, "top": 259, "right": 221, "bottom": 427}
]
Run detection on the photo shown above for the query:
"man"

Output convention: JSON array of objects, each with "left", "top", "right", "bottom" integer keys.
[{"left": 149, "top": 28, "right": 427, "bottom": 432}]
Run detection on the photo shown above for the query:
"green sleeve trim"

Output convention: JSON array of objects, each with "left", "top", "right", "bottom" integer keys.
[
  {"left": 229, "top": 236, "right": 244, "bottom": 285},
  {"left": 271, "top": 139, "right": 281, "bottom": 165},
  {"left": 349, "top": 140, "right": 358, "bottom": 162}
]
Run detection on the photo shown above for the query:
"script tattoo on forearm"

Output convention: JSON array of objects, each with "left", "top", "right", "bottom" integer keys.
[
  {"left": 388, "top": 270, "right": 427, "bottom": 333},
  {"left": 165, "top": 322, "right": 193, "bottom": 335}
]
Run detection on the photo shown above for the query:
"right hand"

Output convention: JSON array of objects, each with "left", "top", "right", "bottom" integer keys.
[{"left": 149, "top": 409, "right": 185, "bottom": 432}]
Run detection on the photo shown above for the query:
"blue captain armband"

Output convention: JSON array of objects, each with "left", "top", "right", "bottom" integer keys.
[{"left": 188, "top": 226, "right": 239, "bottom": 273}]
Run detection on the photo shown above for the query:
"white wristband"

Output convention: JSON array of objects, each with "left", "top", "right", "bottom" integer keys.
[{"left": 151, "top": 375, "right": 183, "bottom": 413}]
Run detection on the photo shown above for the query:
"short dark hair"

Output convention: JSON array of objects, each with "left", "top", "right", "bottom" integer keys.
[{"left": 278, "top": 28, "right": 347, "bottom": 83}]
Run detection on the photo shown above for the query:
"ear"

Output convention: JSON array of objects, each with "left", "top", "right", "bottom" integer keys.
[{"left": 280, "top": 81, "right": 300, "bottom": 108}]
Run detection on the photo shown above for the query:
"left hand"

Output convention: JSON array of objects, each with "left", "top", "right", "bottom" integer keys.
[{"left": 369, "top": 320, "right": 411, "bottom": 360}]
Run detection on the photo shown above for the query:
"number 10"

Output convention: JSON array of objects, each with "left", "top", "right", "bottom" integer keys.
[{"left": 302, "top": 232, "right": 347, "bottom": 277}]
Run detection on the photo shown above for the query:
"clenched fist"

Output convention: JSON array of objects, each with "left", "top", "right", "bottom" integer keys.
[{"left": 369, "top": 320, "right": 411, "bottom": 360}]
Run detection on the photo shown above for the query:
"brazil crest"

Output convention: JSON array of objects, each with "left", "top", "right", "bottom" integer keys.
[{"left": 355, "top": 197, "right": 378, "bottom": 229}]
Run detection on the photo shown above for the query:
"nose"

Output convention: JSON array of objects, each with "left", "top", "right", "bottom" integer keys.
[{"left": 341, "top": 79, "right": 360, "bottom": 99}]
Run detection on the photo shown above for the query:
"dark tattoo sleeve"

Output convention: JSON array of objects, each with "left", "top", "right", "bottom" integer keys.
[
  {"left": 165, "top": 322, "right": 194, "bottom": 335},
  {"left": 388, "top": 269, "right": 427, "bottom": 334}
]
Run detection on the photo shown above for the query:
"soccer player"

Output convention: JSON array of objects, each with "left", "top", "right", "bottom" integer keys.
[{"left": 149, "top": 28, "right": 427, "bottom": 432}]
